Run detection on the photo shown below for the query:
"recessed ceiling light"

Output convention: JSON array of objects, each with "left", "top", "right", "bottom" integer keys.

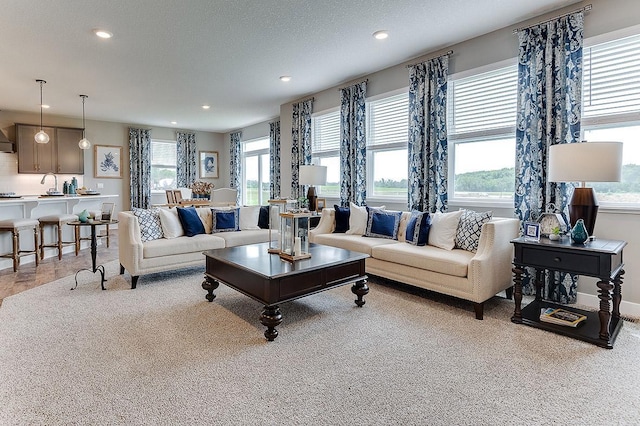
[
  {"left": 171, "top": 121, "right": 177, "bottom": 125},
  {"left": 279, "top": 76, "right": 291, "bottom": 82},
  {"left": 202, "top": 105, "right": 210, "bottom": 110},
  {"left": 373, "top": 30, "right": 388, "bottom": 40},
  {"left": 41, "top": 104, "right": 50, "bottom": 109},
  {"left": 94, "top": 29, "right": 113, "bottom": 39}
]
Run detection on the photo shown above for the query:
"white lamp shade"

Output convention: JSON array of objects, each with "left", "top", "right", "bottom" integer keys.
[
  {"left": 548, "top": 142, "right": 623, "bottom": 183},
  {"left": 299, "top": 165, "right": 327, "bottom": 186}
]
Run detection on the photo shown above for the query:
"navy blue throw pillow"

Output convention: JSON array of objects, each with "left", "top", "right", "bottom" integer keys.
[
  {"left": 211, "top": 208, "right": 240, "bottom": 233},
  {"left": 365, "top": 207, "right": 402, "bottom": 240},
  {"left": 258, "top": 205, "right": 270, "bottom": 229},
  {"left": 176, "top": 206, "right": 205, "bottom": 237},
  {"left": 333, "top": 205, "right": 350, "bottom": 233},
  {"left": 405, "top": 211, "right": 432, "bottom": 246}
]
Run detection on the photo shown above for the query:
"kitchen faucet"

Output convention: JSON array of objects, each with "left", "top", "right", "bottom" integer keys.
[{"left": 40, "top": 172, "right": 59, "bottom": 193}]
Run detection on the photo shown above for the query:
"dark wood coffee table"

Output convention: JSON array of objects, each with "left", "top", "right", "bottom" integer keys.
[{"left": 202, "top": 242, "right": 369, "bottom": 341}]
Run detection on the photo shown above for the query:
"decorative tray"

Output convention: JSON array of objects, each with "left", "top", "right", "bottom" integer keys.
[
  {"left": 0, "top": 194, "right": 23, "bottom": 199},
  {"left": 79, "top": 192, "right": 100, "bottom": 196}
]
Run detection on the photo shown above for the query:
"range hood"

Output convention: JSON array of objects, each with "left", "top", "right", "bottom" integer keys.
[{"left": 0, "top": 131, "right": 15, "bottom": 152}]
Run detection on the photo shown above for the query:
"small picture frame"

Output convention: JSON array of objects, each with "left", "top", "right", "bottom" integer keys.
[
  {"left": 524, "top": 221, "right": 541, "bottom": 242},
  {"left": 101, "top": 202, "right": 115, "bottom": 222},
  {"left": 316, "top": 198, "right": 326, "bottom": 212},
  {"left": 199, "top": 151, "right": 219, "bottom": 178},
  {"left": 94, "top": 145, "right": 122, "bottom": 178}
]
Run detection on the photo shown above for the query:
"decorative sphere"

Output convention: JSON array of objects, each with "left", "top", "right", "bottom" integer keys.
[
  {"left": 78, "top": 138, "right": 91, "bottom": 149},
  {"left": 34, "top": 130, "right": 50, "bottom": 144}
]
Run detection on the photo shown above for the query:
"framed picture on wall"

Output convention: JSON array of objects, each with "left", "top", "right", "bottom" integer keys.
[
  {"left": 316, "top": 198, "right": 326, "bottom": 213},
  {"left": 199, "top": 151, "right": 219, "bottom": 178},
  {"left": 94, "top": 145, "right": 122, "bottom": 178}
]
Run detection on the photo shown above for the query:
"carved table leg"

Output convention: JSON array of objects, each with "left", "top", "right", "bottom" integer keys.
[
  {"left": 351, "top": 279, "right": 369, "bottom": 307},
  {"left": 511, "top": 265, "right": 523, "bottom": 323},
  {"left": 612, "top": 269, "right": 624, "bottom": 320},
  {"left": 597, "top": 278, "right": 614, "bottom": 341},
  {"left": 260, "top": 305, "right": 283, "bottom": 341},
  {"left": 202, "top": 276, "right": 219, "bottom": 302}
]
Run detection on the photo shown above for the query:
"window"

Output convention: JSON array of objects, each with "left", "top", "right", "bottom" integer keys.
[
  {"left": 242, "top": 137, "right": 270, "bottom": 205},
  {"left": 366, "top": 91, "right": 409, "bottom": 199},
  {"left": 150, "top": 139, "right": 177, "bottom": 190},
  {"left": 311, "top": 109, "right": 340, "bottom": 197},
  {"left": 582, "top": 32, "right": 640, "bottom": 205},
  {"left": 447, "top": 62, "right": 517, "bottom": 201}
]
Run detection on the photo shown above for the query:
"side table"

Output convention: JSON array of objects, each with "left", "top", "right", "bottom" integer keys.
[
  {"left": 511, "top": 236, "right": 626, "bottom": 349},
  {"left": 68, "top": 219, "right": 118, "bottom": 290}
]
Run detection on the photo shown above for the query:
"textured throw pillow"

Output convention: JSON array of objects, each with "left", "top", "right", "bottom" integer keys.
[
  {"left": 239, "top": 206, "right": 261, "bottom": 230},
  {"left": 211, "top": 208, "right": 240, "bottom": 233},
  {"left": 346, "top": 202, "right": 385, "bottom": 235},
  {"left": 258, "top": 206, "right": 270, "bottom": 229},
  {"left": 333, "top": 205, "right": 350, "bottom": 233},
  {"left": 364, "top": 207, "right": 402, "bottom": 240},
  {"left": 428, "top": 210, "right": 463, "bottom": 250},
  {"left": 157, "top": 208, "right": 185, "bottom": 239},
  {"left": 405, "top": 211, "right": 432, "bottom": 246},
  {"left": 132, "top": 207, "right": 164, "bottom": 242},
  {"left": 455, "top": 209, "right": 493, "bottom": 252},
  {"left": 176, "top": 206, "right": 206, "bottom": 237}
]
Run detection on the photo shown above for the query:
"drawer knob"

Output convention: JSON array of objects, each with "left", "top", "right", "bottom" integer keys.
[{"left": 554, "top": 257, "right": 561, "bottom": 262}]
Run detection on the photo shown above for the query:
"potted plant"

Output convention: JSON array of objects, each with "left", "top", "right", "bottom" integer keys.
[
  {"left": 549, "top": 226, "right": 562, "bottom": 241},
  {"left": 190, "top": 181, "right": 214, "bottom": 199}
]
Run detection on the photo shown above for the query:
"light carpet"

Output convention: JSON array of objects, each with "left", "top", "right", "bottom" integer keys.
[{"left": 1, "top": 261, "right": 639, "bottom": 425}]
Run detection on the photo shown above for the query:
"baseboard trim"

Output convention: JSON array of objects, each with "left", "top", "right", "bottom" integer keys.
[{"left": 576, "top": 292, "right": 640, "bottom": 321}]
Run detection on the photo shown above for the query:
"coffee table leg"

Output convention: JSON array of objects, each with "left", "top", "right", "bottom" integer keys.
[
  {"left": 260, "top": 305, "right": 283, "bottom": 342},
  {"left": 202, "top": 276, "right": 219, "bottom": 302},
  {"left": 351, "top": 279, "right": 369, "bottom": 307}
]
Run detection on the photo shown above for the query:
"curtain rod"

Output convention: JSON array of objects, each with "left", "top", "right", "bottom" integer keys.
[
  {"left": 513, "top": 4, "right": 592, "bottom": 34},
  {"left": 406, "top": 50, "right": 453, "bottom": 69},
  {"left": 337, "top": 79, "right": 369, "bottom": 92}
]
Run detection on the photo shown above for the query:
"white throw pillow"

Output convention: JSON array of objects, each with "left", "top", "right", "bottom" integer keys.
[
  {"left": 157, "top": 208, "right": 184, "bottom": 239},
  {"left": 346, "top": 202, "right": 385, "bottom": 235},
  {"left": 428, "top": 210, "right": 463, "bottom": 250},
  {"left": 196, "top": 207, "right": 213, "bottom": 234},
  {"left": 239, "top": 206, "right": 261, "bottom": 230}
]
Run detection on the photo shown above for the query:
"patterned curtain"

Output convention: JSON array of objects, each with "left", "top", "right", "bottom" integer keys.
[
  {"left": 408, "top": 55, "right": 449, "bottom": 213},
  {"left": 515, "top": 12, "right": 583, "bottom": 302},
  {"left": 176, "top": 131, "right": 197, "bottom": 187},
  {"left": 291, "top": 99, "right": 314, "bottom": 199},
  {"left": 129, "top": 128, "right": 151, "bottom": 209},
  {"left": 230, "top": 131, "right": 242, "bottom": 205},
  {"left": 339, "top": 80, "right": 367, "bottom": 206},
  {"left": 269, "top": 120, "right": 281, "bottom": 199}
]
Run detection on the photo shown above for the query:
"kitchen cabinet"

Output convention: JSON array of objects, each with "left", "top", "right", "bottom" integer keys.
[{"left": 16, "top": 124, "right": 84, "bottom": 174}]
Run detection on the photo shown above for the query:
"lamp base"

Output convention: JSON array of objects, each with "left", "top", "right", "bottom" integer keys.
[
  {"left": 568, "top": 187, "right": 598, "bottom": 236},
  {"left": 307, "top": 186, "right": 317, "bottom": 212}
]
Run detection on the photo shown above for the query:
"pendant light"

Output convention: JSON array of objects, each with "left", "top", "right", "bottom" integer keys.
[
  {"left": 34, "top": 79, "right": 50, "bottom": 144},
  {"left": 78, "top": 95, "right": 91, "bottom": 149}
]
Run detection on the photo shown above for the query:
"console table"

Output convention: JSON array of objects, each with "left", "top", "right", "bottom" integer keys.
[{"left": 511, "top": 236, "right": 626, "bottom": 349}]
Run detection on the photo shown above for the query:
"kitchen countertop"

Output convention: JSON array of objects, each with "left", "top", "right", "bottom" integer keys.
[{"left": 0, "top": 194, "right": 119, "bottom": 219}]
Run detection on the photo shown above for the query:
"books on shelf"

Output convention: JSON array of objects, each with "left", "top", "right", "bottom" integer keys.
[{"left": 540, "top": 307, "right": 587, "bottom": 327}]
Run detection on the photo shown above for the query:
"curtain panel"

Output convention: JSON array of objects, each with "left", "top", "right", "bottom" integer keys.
[
  {"left": 129, "top": 128, "right": 152, "bottom": 209},
  {"left": 339, "top": 80, "right": 367, "bottom": 206},
  {"left": 408, "top": 55, "right": 449, "bottom": 212},
  {"left": 230, "top": 131, "right": 242, "bottom": 205},
  {"left": 269, "top": 120, "right": 281, "bottom": 199},
  {"left": 515, "top": 11, "right": 584, "bottom": 302},
  {"left": 176, "top": 131, "right": 197, "bottom": 188},
  {"left": 291, "top": 99, "right": 314, "bottom": 199}
]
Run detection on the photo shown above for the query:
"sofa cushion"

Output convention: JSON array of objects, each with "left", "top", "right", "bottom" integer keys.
[
  {"left": 333, "top": 205, "right": 350, "bottom": 233},
  {"left": 176, "top": 206, "right": 206, "bottom": 237},
  {"left": 405, "top": 211, "right": 431, "bottom": 246},
  {"left": 455, "top": 210, "right": 492, "bottom": 253},
  {"left": 371, "top": 243, "right": 474, "bottom": 278},
  {"left": 211, "top": 208, "right": 240, "bottom": 232},
  {"left": 347, "top": 202, "right": 385, "bottom": 235},
  {"left": 239, "top": 206, "right": 261, "bottom": 230},
  {"left": 365, "top": 207, "right": 402, "bottom": 239},
  {"left": 158, "top": 208, "right": 185, "bottom": 239},
  {"left": 214, "top": 229, "right": 271, "bottom": 247},
  {"left": 258, "top": 206, "right": 270, "bottom": 229},
  {"left": 313, "top": 233, "right": 398, "bottom": 256},
  {"left": 143, "top": 234, "right": 225, "bottom": 258},
  {"left": 132, "top": 207, "right": 164, "bottom": 242},
  {"left": 428, "top": 210, "right": 463, "bottom": 250}
]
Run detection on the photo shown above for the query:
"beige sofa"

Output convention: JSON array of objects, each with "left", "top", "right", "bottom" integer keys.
[
  {"left": 309, "top": 208, "right": 519, "bottom": 319},
  {"left": 118, "top": 209, "right": 271, "bottom": 289}
]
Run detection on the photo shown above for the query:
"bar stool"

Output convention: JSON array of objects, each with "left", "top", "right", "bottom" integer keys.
[
  {"left": 0, "top": 219, "right": 40, "bottom": 272},
  {"left": 39, "top": 214, "right": 78, "bottom": 260},
  {"left": 74, "top": 211, "right": 110, "bottom": 255}
]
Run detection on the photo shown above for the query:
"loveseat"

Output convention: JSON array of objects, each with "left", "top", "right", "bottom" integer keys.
[
  {"left": 118, "top": 205, "right": 271, "bottom": 288},
  {"left": 309, "top": 206, "right": 519, "bottom": 319}
]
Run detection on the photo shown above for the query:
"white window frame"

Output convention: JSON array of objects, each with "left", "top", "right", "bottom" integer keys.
[
  {"left": 150, "top": 138, "right": 177, "bottom": 192},
  {"left": 311, "top": 107, "right": 341, "bottom": 198},
  {"left": 241, "top": 137, "right": 270, "bottom": 205}
]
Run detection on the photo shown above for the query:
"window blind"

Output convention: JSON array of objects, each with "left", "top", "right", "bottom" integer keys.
[
  {"left": 367, "top": 92, "right": 408, "bottom": 147},
  {"left": 583, "top": 34, "right": 640, "bottom": 118},
  {"left": 151, "top": 140, "right": 176, "bottom": 166},
  {"left": 312, "top": 110, "right": 340, "bottom": 153}
]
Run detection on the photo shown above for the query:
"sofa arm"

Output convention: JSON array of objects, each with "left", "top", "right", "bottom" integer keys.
[
  {"left": 310, "top": 208, "right": 335, "bottom": 243},
  {"left": 118, "top": 211, "right": 144, "bottom": 275}
]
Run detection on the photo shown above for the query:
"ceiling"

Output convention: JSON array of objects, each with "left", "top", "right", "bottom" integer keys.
[{"left": 0, "top": 0, "right": 581, "bottom": 133}]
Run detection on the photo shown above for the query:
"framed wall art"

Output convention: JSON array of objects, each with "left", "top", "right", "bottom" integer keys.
[
  {"left": 199, "top": 151, "right": 219, "bottom": 178},
  {"left": 316, "top": 198, "right": 326, "bottom": 213},
  {"left": 94, "top": 145, "right": 122, "bottom": 178}
]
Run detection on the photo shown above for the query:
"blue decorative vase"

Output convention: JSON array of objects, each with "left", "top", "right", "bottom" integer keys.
[
  {"left": 570, "top": 218, "right": 589, "bottom": 244},
  {"left": 78, "top": 209, "right": 89, "bottom": 223}
]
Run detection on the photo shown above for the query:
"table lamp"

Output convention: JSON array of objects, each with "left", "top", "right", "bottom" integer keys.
[
  {"left": 299, "top": 165, "right": 327, "bottom": 211},
  {"left": 548, "top": 141, "right": 623, "bottom": 235}
]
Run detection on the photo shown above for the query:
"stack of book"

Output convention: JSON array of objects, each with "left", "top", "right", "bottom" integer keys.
[{"left": 540, "top": 307, "right": 587, "bottom": 327}]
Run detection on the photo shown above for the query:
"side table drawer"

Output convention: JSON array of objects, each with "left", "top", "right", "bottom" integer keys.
[{"left": 521, "top": 247, "right": 600, "bottom": 275}]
